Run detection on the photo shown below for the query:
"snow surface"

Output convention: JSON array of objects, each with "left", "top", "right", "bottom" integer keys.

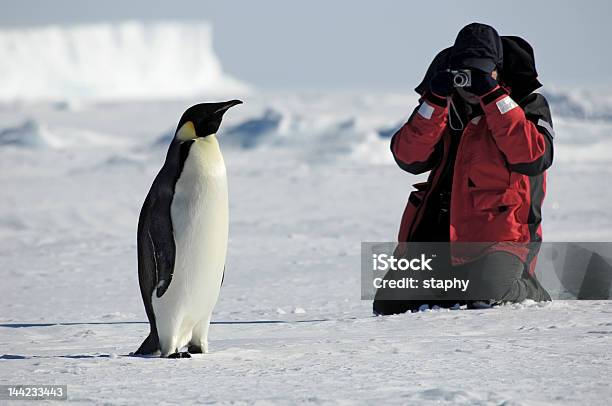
[
  {"left": 0, "top": 21, "right": 248, "bottom": 101},
  {"left": 1, "top": 90, "right": 611, "bottom": 404}
]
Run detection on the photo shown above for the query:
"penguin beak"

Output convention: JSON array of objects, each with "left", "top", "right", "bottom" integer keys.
[{"left": 213, "top": 99, "right": 243, "bottom": 117}]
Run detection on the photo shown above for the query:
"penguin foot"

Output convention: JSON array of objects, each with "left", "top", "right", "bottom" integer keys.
[
  {"left": 187, "top": 345, "right": 204, "bottom": 354},
  {"left": 135, "top": 333, "right": 160, "bottom": 355},
  {"left": 167, "top": 351, "right": 191, "bottom": 359}
]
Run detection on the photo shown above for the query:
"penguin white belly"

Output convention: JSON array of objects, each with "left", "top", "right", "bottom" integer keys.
[{"left": 152, "top": 135, "right": 228, "bottom": 356}]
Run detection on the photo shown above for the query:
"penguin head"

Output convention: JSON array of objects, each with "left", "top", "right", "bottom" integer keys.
[{"left": 175, "top": 99, "right": 243, "bottom": 141}]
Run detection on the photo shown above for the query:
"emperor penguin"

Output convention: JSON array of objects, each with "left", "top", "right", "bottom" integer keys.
[{"left": 135, "top": 100, "right": 242, "bottom": 358}]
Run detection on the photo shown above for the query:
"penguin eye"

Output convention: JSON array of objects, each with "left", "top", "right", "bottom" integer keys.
[{"left": 195, "top": 117, "right": 209, "bottom": 127}]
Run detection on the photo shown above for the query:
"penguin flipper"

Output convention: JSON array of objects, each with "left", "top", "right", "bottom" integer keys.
[
  {"left": 146, "top": 189, "right": 178, "bottom": 299},
  {"left": 146, "top": 140, "right": 195, "bottom": 298}
]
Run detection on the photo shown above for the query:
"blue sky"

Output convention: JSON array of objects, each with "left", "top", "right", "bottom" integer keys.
[{"left": 1, "top": 0, "right": 610, "bottom": 91}]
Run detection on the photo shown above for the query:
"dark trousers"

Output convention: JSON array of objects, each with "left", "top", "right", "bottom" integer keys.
[{"left": 373, "top": 251, "right": 551, "bottom": 316}]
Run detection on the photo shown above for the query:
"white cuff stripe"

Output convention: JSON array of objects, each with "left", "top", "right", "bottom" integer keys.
[
  {"left": 417, "top": 101, "right": 435, "bottom": 120},
  {"left": 537, "top": 118, "right": 555, "bottom": 138},
  {"left": 496, "top": 96, "right": 518, "bottom": 114}
]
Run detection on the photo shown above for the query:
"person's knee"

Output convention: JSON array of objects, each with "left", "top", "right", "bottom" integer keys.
[{"left": 469, "top": 251, "right": 526, "bottom": 300}]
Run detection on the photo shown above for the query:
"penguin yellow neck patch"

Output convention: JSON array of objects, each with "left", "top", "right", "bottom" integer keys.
[{"left": 176, "top": 121, "right": 197, "bottom": 141}]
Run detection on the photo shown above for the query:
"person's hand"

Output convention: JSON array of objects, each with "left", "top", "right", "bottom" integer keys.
[
  {"left": 467, "top": 70, "right": 498, "bottom": 96},
  {"left": 429, "top": 71, "right": 454, "bottom": 98}
]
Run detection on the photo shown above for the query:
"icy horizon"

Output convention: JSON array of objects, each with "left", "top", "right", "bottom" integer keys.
[
  {"left": 0, "top": 20, "right": 249, "bottom": 101},
  {"left": 2, "top": 20, "right": 612, "bottom": 103}
]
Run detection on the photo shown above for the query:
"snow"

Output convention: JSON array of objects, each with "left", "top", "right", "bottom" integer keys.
[
  {"left": 0, "top": 21, "right": 249, "bottom": 101},
  {"left": 0, "top": 119, "right": 55, "bottom": 148},
  {"left": 1, "top": 89, "right": 611, "bottom": 404}
]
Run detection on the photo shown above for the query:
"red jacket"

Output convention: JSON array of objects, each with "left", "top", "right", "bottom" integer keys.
[{"left": 391, "top": 86, "right": 554, "bottom": 271}]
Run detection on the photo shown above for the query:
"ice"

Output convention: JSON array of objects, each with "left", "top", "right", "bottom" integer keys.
[
  {"left": 0, "top": 119, "right": 56, "bottom": 148},
  {"left": 543, "top": 87, "right": 612, "bottom": 121},
  {"left": 0, "top": 21, "right": 249, "bottom": 101},
  {"left": 224, "top": 108, "right": 283, "bottom": 147}
]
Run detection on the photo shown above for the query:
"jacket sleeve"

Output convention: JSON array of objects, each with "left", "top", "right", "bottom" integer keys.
[
  {"left": 479, "top": 87, "right": 554, "bottom": 176},
  {"left": 390, "top": 92, "right": 448, "bottom": 174}
]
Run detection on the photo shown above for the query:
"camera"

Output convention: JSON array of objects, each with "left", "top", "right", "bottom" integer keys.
[{"left": 449, "top": 69, "right": 471, "bottom": 88}]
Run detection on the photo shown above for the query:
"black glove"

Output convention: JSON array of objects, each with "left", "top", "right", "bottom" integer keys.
[
  {"left": 429, "top": 71, "right": 454, "bottom": 98},
  {"left": 467, "top": 70, "right": 498, "bottom": 96}
]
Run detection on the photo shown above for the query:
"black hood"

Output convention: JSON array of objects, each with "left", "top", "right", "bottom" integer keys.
[
  {"left": 415, "top": 36, "right": 542, "bottom": 103},
  {"left": 449, "top": 23, "right": 503, "bottom": 74}
]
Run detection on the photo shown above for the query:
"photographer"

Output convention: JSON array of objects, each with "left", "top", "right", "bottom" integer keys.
[{"left": 374, "top": 23, "right": 554, "bottom": 315}]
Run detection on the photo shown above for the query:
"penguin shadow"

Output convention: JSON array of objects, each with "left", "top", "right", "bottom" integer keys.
[
  {"left": 0, "top": 353, "right": 196, "bottom": 360},
  {"left": 0, "top": 352, "right": 173, "bottom": 360},
  {"left": 0, "top": 321, "right": 148, "bottom": 328},
  {"left": 0, "top": 319, "right": 329, "bottom": 329},
  {"left": 0, "top": 353, "right": 117, "bottom": 360},
  {"left": 0, "top": 319, "right": 330, "bottom": 360}
]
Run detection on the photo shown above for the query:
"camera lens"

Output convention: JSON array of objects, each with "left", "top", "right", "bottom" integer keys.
[{"left": 453, "top": 72, "right": 469, "bottom": 87}]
